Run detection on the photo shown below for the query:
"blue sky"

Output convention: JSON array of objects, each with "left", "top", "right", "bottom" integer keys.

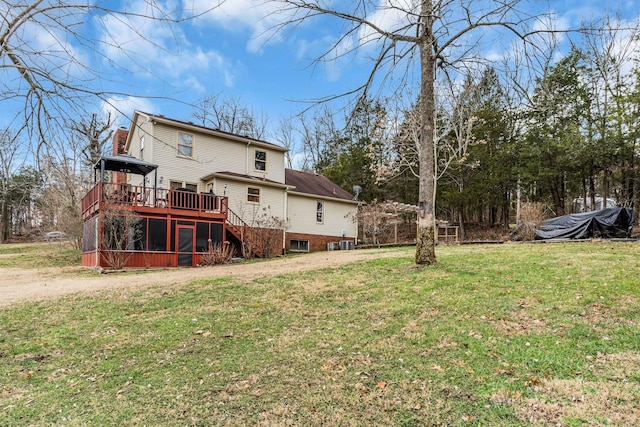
[
  {"left": 95, "top": 0, "right": 380, "bottom": 126},
  {"left": 103, "top": 0, "right": 640, "bottom": 126},
  {"left": 2, "top": 0, "right": 639, "bottom": 149}
]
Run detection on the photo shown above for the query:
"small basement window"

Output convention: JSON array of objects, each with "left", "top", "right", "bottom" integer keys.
[{"left": 290, "top": 239, "right": 309, "bottom": 252}]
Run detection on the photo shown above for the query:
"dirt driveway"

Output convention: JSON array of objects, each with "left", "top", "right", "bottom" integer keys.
[{"left": 0, "top": 247, "right": 409, "bottom": 307}]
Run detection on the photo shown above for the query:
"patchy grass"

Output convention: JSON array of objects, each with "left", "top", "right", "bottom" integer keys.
[
  {"left": 0, "top": 241, "right": 81, "bottom": 269},
  {"left": 1, "top": 242, "right": 639, "bottom": 426}
]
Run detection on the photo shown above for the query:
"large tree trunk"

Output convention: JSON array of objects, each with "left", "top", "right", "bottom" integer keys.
[
  {"left": 458, "top": 209, "right": 466, "bottom": 242},
  {"left": 458, "top": 180, "right": 466, "bottom": 241},
  {"left": 0, "top": 190, "right": 8, "bottom": 243},
  {"left": 415, "top": 0, "right": 436, "bottom": 265}
]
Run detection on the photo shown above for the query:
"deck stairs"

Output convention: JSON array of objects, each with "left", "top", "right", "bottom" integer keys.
[{"left": 225, "top": 208, "right": 264, "bottom": 258}]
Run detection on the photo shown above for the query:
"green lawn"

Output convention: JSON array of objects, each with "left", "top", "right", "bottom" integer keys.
[
  {"left": 1, "top": 242, "right": 639, "bottom": 426},
  {"left": 0, "top": 241, "right": 81, "bottom": 269}
]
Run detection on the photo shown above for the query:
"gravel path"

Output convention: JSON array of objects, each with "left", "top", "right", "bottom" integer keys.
[{"left": 0, "top": 247, "right": 409, "bottom": 307}]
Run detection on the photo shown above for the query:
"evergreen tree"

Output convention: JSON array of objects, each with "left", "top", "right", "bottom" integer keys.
[
  {"left": 437, "top": 67, "right": 516, "bottom": 235},
  {"left": 521, "top": 49, "right": 588, "bottom": 215},
  {"left": 320, "top": 99, "right": 390, "bottom": 202}
]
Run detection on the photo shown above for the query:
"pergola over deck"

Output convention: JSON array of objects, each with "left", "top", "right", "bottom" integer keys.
[
  {"left": 94, "top": 154, "right": 159, "bottom": 185},
  {"left": 94, "top": 154, "right": 159, "bottom": 208},
  {"left": 82, "top": 154, "right": 227, "bottom": 221}
]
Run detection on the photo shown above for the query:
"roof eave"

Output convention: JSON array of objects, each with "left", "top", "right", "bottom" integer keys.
[
  {"left": 201, "top": 172, "right": 294, "bottom": 190},
  {"left": 287, "top": 190, "right": 359, "bottom": 204},
  {"left": 138, "top": 111, "right": 288, "bottom": 153}
]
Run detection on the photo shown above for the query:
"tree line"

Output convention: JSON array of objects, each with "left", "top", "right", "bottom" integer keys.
[
  {"left": 297, "top": 30, "right": 640, "bottom": 240},
  {"left": 1, "top": 1, "right": 638, "bottom": 254},
  {"left": 3, "top": 37, "right": 639, "bottom": 244}
]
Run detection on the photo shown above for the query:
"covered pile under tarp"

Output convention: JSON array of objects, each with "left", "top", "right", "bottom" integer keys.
[{"left": 535, "top": 207, "right": 635, "bottom": 240}]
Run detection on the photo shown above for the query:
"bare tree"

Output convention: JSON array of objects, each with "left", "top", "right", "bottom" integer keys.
[
  {"left": 0, "top": 1, "right": 223, "bottom": 151},
  {"left": 100, "top": 207, "right": 142, "bottom": 270},
  {"left": 191, "top": 91, "right": 269, "bottom": 140},
  {"left": 269, "top": 0, "right": 544, "bottom": 264},
  {"left": 70, "top": 112, "right": 115, "bottom": 170},
  {"left": 39, "top": 153, "right": 85, "bottom": 248},
  {"left": 295, "top": 106, "right": 341, "bottom": 172},
  {"left": 36, "top": 110, "right": 110, "bottom": 248},
  {"left": 274, "top": 116, "right": 298, "bottom": 169},
  {"left": 579, "top": 16, "right": 640, "bottom": 207},
  {"left": 0, "top": 129, "right": 25, "bottom": 242},
  {"left": 245, "top": 206, "right": 288, "bottom": 259}
]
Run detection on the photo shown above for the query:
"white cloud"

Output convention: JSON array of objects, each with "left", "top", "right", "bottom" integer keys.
[
  {"left": 183, "top": 0, "right": 285, "bottom": 53},
  {"left": 102, "top": 96, "right": 157, "bottom": 128},
  {"left": 529, "top": 11, "right": 570, "bottom": 49},
  {"left": 95, "top": 0, "right": 236, "bottom": 89},
  {"left": 324, "top": 36, "right": 355, "bottom": 81},
  {"left": 358, "top": 0, "right": 417, "bottom": 45}
]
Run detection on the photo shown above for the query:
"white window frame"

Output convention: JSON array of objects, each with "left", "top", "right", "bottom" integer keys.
[
  {"left": 290, "top": 239, "right": 309, "bottom": 252},
  {"left": 254, "top": 149, "right": 267, "bottom": 172},
  {"left": 170, "top": 180, "right": 198, "bottom": 192},
  {"left": 247, "top": 186, "right": 261, "bottom": 203},
  {"left": 177, "top": 131, "right": 194, "bottom": 158},
  {"left": 316, "top": 200, "right": 324, "bottom": 224}
]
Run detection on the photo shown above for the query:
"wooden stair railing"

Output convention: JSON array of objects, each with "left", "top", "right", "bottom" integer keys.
[{"left": 225, "top": 208, "right": 263, "bottom": 258}]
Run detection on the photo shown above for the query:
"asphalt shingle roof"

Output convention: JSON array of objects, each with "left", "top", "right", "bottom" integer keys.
[{"left": 285, "top": 169, "right": 354, "bottom": 201}]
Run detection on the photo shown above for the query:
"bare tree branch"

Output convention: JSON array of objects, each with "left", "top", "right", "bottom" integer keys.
[
  {"left": 0, "top": 1, "right": 226, "bottom": 151},
  {"left": 265, "top": 0, "right": 561, "bottom": 265}
]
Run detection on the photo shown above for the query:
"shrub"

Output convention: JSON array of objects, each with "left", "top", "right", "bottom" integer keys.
[
  {"left": 511, "top": 202, "right": 545, "bottom": 241},
  {"left": 200, "top": 240, "right": 235, "bottom": 266}
]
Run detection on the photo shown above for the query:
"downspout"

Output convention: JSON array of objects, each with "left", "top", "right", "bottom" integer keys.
[
  {"left": 94, "top": 216, "right": 99, "bottom": 269},
  {"left": 246, "top": 141, "right": 251, "bottom": 175},
  {"left": 141, "top": 112, "right": 157, "bottom": 205},
  {"left": 283, "top": 187, "right": 288, "bottom": 255},
  {"left": 97, "top": 158, "right": 105, "bottom": 270},
  {"left": 100, "top": 158, "right": 106, "bottom": 201},
  {"left": 153, "top": 169, "right": 158, "bottom": 207}
]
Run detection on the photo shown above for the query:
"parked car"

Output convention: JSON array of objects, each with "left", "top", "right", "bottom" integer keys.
[{"left": 45, "top": 231, "right": 66, "bottom": 241}]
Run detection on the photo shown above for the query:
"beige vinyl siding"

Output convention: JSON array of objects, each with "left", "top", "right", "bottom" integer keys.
[
  {"left": 147, "top": 123, "right": 286, "bottom": 190},
  {"left": 287, "top": 194, "right": 357, "bottom": 238},
  {"left": 151, "top": 124, "right": 203, "bottom": 191},
  {"left": 126, "top": 117, "right": 155, "bottom": 187},
  {"left": 215, "top": 178, "right": 287, "bottom": 226},
  {"left": 251, "top": 148, "right": 286, "bottom": 183},
  {"left": 128, "top": 116, "right": 154, "bottom": 160}
]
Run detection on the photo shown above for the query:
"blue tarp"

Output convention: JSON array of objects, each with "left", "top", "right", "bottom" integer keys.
[{"left": 535, "top": 207, "right": 635, "bottom": 240}]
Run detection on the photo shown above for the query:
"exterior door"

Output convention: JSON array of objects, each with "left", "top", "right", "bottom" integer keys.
[{"left": 177, "top": 226, "right": 194, "bottom": 267}]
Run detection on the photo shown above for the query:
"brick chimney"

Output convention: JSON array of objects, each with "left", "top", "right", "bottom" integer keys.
[
  {"left": 113, "top": 127, "right": 128, "bottom": 155},
  {"left": 112, "top": 127, "right": 128, "bottom": 184}
]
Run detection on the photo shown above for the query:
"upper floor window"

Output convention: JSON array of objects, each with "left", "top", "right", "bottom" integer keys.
[
  {"left": 316, "top": 201, "right": 324, "bottom": 223},
  {"left": 178, "top": 132, "right": 193, "bottom": 158},
  {"left": 247, "top": 187, "right": 260, "bottom": 203},
  {"left": 255, "top": 149, "right": 267, "bottom": 171},
  {"left": 140, "top": 136, "right": 145, "bottom": 159}
]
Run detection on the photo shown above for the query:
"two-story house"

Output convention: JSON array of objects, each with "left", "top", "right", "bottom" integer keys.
[{"left": 81, "top": 111, "right": 358, "bottom": 268}]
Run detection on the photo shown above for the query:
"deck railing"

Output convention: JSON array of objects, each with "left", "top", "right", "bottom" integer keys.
[{"left": 81, "top": 182, "right": 228, "bottom": 217}]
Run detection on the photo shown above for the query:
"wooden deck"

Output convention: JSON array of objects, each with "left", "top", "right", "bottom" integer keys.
[
  {"left": 79, "top": 182, "right": 276, "bottom": 268},
  {"left": 81, "top": 182, "right": 228, "bottom": 221}
]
